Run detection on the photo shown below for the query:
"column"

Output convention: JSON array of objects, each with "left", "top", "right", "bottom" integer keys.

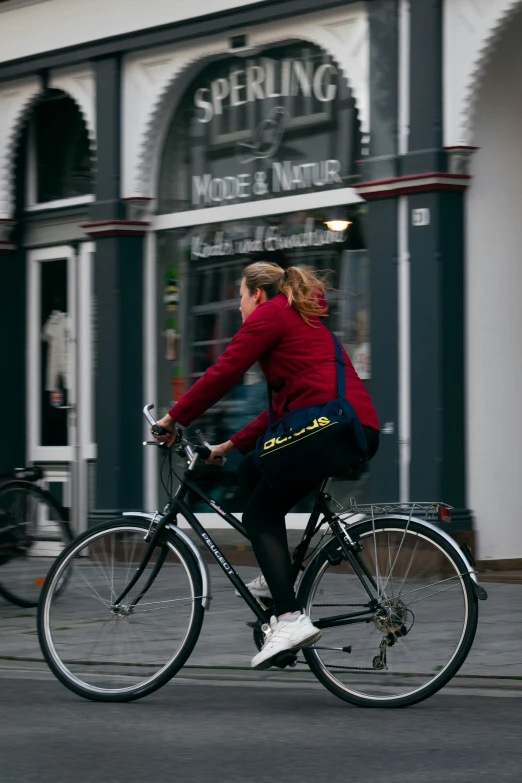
[
  {"left": 0, "top": 221, "right": 25, "bottom": 472},
  {"left": 86, "top": 56, "right": 149, "bottom": 522},
  {"left": 406, "top": 0, "right": 472, "bottom": 533},
  {"left": 362, "top": 0, "right": 400, "bottom": 502}
]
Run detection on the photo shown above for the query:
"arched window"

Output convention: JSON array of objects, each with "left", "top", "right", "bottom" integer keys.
[
  {"left": 158, "top": 42, "right": 361, "bottom": 214},
  {"left": 26, "top": 89, "right": 93, "bottom": 206}
]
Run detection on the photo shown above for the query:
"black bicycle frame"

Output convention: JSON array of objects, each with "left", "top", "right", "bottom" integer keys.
[{"left": 113, "top": 466, "right": 380, "bottom": 629}]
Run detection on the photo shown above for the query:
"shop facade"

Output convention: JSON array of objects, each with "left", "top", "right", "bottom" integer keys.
[{"left": 1, "top": 0, "right": 511, "bottom": 560}]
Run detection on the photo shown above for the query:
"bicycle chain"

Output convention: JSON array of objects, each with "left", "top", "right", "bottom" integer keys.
[
  {"left": 312, "top": 604, "right": 368, "bottom": 609},
  {"left": 296, "top": 659, "right": 379, "bottom": 671}
]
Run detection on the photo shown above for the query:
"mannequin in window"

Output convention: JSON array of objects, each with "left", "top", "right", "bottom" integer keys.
[{"left": 42, "top": 296, "right": 70, "bottom": 393}]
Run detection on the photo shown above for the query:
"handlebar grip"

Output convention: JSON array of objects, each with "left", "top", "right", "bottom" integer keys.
[
  {"left": 151, "top": 424, "right": 168, "bottom": 437},
  {"left": 194, "top": 445, "right": 226, "bottom": 467}
]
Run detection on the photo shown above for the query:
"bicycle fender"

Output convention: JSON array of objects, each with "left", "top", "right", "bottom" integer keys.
[
  {"left": 122, "top": 512, "right": 212, "bottom": 610},
  {"left": 320, "top": 513, "right": 481, "bottom": 586}
]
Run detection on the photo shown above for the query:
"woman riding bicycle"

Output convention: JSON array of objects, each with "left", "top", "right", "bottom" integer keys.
[{"left": 154, "top": 262, "right": 380, "bottom": 669}]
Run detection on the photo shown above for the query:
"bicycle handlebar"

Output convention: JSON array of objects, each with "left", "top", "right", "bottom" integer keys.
[{"left": 142, "top": 404, "right": 226, "bottom": 467}]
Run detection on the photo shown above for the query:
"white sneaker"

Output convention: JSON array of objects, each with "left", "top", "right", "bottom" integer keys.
[
  {"left": 251, "top": 614, "right": 321, "bottom": 670},
  {"left": 235, "top": 574, "right": 272, "bottom": 602}
]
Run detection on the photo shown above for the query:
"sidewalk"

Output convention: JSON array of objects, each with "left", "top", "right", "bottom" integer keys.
[{"left": 1, "top": 560, "right": 521, "bottom": 678}]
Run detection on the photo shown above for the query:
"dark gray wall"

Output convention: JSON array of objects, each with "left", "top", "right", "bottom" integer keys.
[
  {"left": 404, "top": 0, "right": 444, "bottom": 174},
  {"left": 367, "top": 0, "right": 399, "bottom": 180},
  {"left": 409, "top": 190, "right": 466, "bottom": 511}
]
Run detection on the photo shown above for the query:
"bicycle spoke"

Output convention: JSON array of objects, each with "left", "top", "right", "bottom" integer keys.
[
  {"left": 304, "top": 520, "right": 474, "bottom": 704},
  {"left": 40, "top": 522, "right": 201, "bottom": 697}
]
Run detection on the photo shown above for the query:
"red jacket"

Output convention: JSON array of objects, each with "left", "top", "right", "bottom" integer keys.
[{"left": 169, "top": 293, "right": 379, "bottom": 454}]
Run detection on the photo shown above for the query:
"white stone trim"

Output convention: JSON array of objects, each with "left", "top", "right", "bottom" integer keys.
[
  {"left": 153, "top": 187, "right": 363, "bottom": 231},
  {"left": 0, "top": 66, "right": 97, "bottom": 219},
  {"left": 122, "top": 3, "right": 369, "bottom": 200},
  {"left": 25, "top": 194, "right": 95, "bottom": 212},
  {"left": 0, "top": 76, "right": 40, "bottom": 218},
  {"left": 444, "top": 0, "right": 522, "bottom": 146}
]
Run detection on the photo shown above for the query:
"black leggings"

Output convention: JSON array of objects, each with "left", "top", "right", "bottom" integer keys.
[{"left": 238, "top": 426, "right": 380, "bottom": 617}]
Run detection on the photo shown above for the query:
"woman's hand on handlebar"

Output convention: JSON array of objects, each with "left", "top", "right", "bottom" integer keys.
[
  {"left": 203, "top": 440, "right": 236, "bottom": 465},
  {"left": 152, "top": 414, "right": 179, "bottom": 448}
]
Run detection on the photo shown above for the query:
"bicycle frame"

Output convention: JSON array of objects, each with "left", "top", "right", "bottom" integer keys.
[{"left": 112, "top": 459, "right": 381, "bottom": 629}]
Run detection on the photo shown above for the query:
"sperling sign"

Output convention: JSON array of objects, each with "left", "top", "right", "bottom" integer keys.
[
  {"left": 158, "top": 43, "right": 359, "bottom": 212},
  {"left": 193, "top": 60, "right": 338, "bottom": 122},
  {"left": 191, "top": 57, "right": 341, "bottom": 206}
]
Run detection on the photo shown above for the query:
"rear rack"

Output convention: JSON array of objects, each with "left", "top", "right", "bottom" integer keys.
[{"left": 340, "top": 500, "right": 454, "bottom": 523}]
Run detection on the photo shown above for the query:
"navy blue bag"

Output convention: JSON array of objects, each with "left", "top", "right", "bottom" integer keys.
[{"left": 254, "top": 330, "right": 368, "bottom": 491}]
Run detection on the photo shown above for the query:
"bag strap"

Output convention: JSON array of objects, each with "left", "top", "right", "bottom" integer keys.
[
  {"left": 266, "top": 325, "right": 347, "bottom": 424},
  {"left": 330, "top": 329, "right": 347, "bottom": 399}
]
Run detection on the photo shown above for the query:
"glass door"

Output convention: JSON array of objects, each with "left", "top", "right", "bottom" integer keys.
[{"left": 27, "top": 243, "right": 95, "bottom": 532}]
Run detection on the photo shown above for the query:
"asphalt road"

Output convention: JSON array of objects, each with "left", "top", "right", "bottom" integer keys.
[{"left": 1, "top": 670, "right": 521, "bottom": 782}]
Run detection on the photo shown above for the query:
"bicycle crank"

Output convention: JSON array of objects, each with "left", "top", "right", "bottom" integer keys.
[{"left": 250, "top": 622, "right": 298, "bottom": 669}]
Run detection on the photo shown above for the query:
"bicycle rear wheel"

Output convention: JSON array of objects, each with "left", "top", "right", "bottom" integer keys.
[
  {"left": 37, "top": 517, "right": 204, "bottom": 702},
  {"left": 298, "top": 518, "right": 478, "bottom": 707},
  {"left": 0, "top": 481, "right": 71, "bottom": 608}
]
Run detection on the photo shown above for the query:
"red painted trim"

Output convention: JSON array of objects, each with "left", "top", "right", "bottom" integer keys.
[
  {"left": 444, "top": 146, "right": 479, "bottom": 151},
  {"left": 361, "top": 183, "right": 468, "bottom": 199},
  {"left": 357, "top": 172, "right": 471, "bottom": 189}
]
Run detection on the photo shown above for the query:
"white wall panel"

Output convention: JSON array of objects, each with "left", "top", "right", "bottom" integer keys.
[
  {"left": 444, "top": 0, "right": 522, "bottom": 147},
  {"left": 466, "top": 10, "right": 522, "bottom": 559},
  {"left": 0, "top": 0, "right": 262, "bottom": 63},
  {"left": 0, "top": 76, "right": 40, "bottom": 218}
]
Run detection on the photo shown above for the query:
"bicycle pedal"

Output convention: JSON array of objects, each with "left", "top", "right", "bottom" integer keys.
[{"left": 272, "top": 651, "right": 298, "bottom": 669}]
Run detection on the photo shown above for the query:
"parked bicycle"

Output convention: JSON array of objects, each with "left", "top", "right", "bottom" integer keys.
[
  {"left": 37, "top": 404, "right": 487, "bottom": 707},
  {"left": 0, "top": 467, "right": 71, "bottom": 607}
]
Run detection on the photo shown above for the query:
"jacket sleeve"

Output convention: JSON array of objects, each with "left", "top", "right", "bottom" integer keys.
[
  {"left": 168, "top": 301, "right": 281, "bottom": 426},
  {"left": 230, "top": 409, "right": 270, "bottom": 455}
]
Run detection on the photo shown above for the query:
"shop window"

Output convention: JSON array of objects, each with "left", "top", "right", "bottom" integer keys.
[
  {"left": 28, "top": 91, "right": 93, "bottom": 206},
  {"left": 156, "top": 207, "right": 371, "bottom": 510}
]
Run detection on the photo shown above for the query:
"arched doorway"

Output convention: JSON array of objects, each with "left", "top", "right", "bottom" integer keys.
[{"left": 466, "top": 6, "right": 522, "bottom": 561}]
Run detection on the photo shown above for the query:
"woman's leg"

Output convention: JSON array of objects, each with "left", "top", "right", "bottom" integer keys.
[
  {"left": 224, "top": 451, "right": 262, "bottom": 513},
  {"left": 242, "top": 476, "right": 319, "bottom": 617}
]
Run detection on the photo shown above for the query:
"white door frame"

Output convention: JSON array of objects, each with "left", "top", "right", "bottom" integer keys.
[{"left": 27, "top": 243, "right": 96, "bottom": 464}]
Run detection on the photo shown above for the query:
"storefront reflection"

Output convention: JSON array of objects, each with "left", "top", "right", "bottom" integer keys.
[{"left": 157, "top": 206, "right": 372, "bottom": 513}]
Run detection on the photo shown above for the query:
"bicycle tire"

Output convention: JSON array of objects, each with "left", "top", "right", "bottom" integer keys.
[
  {"left": 37, "top": 517, "right": 205, "bottom": 702},
  {"left": 0, "top": 481, "right": 71, "bottom": 608},
  {"left": 298, "top": 517, "right": 479, "bottom": 708}
]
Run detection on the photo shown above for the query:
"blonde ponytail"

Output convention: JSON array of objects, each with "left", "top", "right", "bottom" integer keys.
[{"left": 242, "top": 262, "right": 331, "bottom": 326}]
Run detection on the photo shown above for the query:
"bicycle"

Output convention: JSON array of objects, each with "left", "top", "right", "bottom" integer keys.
[
  {"left": 37, "top": 404, "right": 487, "bottom": 707},
  {"left": 0, "top": 467, "right": 71, "bottom": 607}
]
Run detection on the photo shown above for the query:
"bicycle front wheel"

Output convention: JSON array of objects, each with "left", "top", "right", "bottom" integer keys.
[
  {"left": 0, "top": 481, "right": 71, "bottom": 608},
  {"left": 298, "top": 518, "right": 478, "bottom": 707},
  {"left": 37, "top": 518, "right": 204, "bottom": 702}
]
